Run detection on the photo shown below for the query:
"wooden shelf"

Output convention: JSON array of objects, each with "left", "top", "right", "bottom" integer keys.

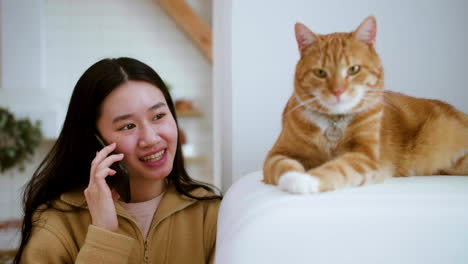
[
  {"left": 0, "top": 219, "right": 21, "bottom": 230},
  {"left": 156, "top": 0, "right": 212, "bottom": 62},
  {"left": 176, "top": 109, "right": 203, "bottom": 117}
]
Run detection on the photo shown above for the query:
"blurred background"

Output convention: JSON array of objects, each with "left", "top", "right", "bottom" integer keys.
[{"left": 1, "top": 0, "right": 468, "bottom": 259}]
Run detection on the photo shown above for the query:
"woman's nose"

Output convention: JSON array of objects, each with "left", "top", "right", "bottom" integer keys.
[{"left": 138, "top": 124, "right": 160, "bottom": 148}]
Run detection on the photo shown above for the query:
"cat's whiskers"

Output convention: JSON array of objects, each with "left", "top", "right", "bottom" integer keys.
[{"left": 286, "top": 94, "right": 319, "bottom": 115}]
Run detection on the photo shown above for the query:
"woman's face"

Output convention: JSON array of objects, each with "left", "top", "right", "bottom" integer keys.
[{"left": 96, "top": 80, "right": 178, "bottom": 182}]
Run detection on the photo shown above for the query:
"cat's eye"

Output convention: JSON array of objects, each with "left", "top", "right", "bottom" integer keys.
[
  {"left": 348, "top": 65, "right": 361, "bottom": 75},
  {"left": 313, "top": 69, "right": 327, "bottom": 78}
]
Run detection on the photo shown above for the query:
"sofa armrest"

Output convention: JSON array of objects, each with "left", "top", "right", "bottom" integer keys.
[{"left": 215, "top": 171, "right": 468, "bottom": 264}]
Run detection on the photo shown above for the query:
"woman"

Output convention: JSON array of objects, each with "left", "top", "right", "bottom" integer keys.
[{"left": 14, "top": 57, "right": 221, "bottom": 264}]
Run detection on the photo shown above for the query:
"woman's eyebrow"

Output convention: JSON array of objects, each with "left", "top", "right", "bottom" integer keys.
[
  {"left": 112, "top": 102, "right": 167, "bottom": 124},
  {"left": 149, "top": 102, "right": 166, "bottom": 111},
  {"left": 112, "top": 114, "right": 133, "bottom": 124}
]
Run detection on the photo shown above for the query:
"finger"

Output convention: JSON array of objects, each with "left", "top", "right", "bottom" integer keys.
[
  {"left": 89, "top": 151, "right": 99, "bottom": 184},
  {"left": 96, "top": 153, "right": 125, "bottom": 172},
  {"left": 94, "top": 142, "right": 117, "bottom": 165},
  {"left": 90, "top": 143, "right": 117, "bottom": 183},
  {"left": 95, "top": 168, "right": 116, "bottom": 180}
]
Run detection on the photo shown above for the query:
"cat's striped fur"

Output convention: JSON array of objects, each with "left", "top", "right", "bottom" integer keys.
[{"left": 263, "top": 17, "right": 468, "bottom": 193}]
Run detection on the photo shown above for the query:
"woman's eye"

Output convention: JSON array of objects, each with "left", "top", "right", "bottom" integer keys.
[
  {"left": 313, "top": 69, "right": 327, "bottom": 78},
  {"left": 119, "top": 123, "right": 136, "bottom": 131},
  {"left": 153, "top": 113, "right": 166, "bottom": 121},
  {"left": 348, "top": 65, "right": 361, "bottom": 75}
]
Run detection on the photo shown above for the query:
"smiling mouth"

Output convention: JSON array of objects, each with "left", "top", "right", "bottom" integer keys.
[{"left": 140, "top": 150, "right": 165, "bottom": 162}]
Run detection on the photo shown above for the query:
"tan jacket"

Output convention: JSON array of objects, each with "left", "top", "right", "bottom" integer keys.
[{"left": 21, "top": 183, "right": 220, "bottom": 264}]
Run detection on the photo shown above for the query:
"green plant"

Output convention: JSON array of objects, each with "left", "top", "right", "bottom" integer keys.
[{"left": 0, "top": 107, "right": 42, "bottom": 173}]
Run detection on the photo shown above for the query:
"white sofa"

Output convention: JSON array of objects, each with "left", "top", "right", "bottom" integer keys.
[{"left": 215, "top": 171, "right": 468, "bottom": 264}]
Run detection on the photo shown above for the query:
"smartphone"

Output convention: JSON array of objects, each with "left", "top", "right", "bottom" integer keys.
[{"left": 94, "top": 134, "right": 131, "bottom": 202}]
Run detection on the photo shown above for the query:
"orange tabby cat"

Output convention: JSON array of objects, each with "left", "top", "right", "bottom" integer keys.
[{"left": 263, "top": 16, "right": 468, "bottom": 193}]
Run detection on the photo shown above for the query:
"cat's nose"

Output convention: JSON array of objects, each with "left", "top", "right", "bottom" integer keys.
[{"left": 331, "top": 89, "right": 345, "bottom": 97}]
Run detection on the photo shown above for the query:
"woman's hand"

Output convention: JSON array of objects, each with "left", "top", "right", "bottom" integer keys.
[{"left": 84, "top": 142, "right": 124, "bottom": 232}]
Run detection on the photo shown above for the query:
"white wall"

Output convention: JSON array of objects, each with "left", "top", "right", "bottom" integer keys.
[
  {"left": 213, "top": 0, "right": 233, "bottom": 191},
  {"left": 44, "top": 0, "right": 212, "bottom": 109},
  {"left": 0, "top": 141, "right": 54, "bottom": 220},
  {"left": 215, "top": 0, "right": 468, "bottom": 188}
]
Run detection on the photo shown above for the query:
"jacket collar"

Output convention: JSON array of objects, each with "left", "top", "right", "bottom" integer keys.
[
  {"left": 151, "top": 184, "right": 208, "bottom": 227},
  {"left": 60, "top": 182, "right": 209, "bottom": 223}
]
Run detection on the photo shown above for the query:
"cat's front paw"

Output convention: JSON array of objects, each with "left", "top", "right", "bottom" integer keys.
[{"left": 278, "top": 172, "right": 320, "bottom": 194}]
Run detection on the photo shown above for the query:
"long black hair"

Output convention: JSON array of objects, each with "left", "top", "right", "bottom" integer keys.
[{"left": 14, "top": 57, "right": 221, "bottom": 263}]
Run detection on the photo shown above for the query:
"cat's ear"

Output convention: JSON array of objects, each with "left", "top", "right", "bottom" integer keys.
[
  {"left": 295, "top": 23, "right": 318, "bottom": 55},
  {"left": 354, "top": 16, "right": 377, "bottom": 46}
]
